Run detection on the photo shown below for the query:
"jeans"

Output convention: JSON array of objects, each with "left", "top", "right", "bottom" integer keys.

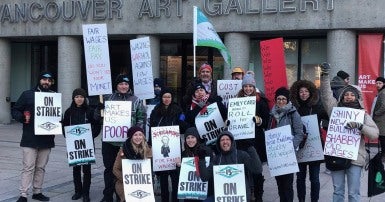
[
  {"left": 275, "top": 173, "right": 294, "bottom": 202},
  {"left": 296, "top": 162, "right": 320, "bottom": 202},
  {"left": 331, "top": 164, "right": 362, "bottom": 202}
]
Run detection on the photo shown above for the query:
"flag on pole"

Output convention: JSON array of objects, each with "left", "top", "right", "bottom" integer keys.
[{"left": 193, "top": 6, "right": 231, "bottom": 65}]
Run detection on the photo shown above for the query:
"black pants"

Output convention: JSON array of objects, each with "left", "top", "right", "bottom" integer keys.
[
  {"left": 101, "top": 142, "right": 120, "bottom": 200},
  {"left": 158, "top": 170, "right": 179, "bottom": 202},
  {"left": 275, "top": 173, "right": 294, "bottom": 202},
  {"left": 73, "top": 164, "right": 91, "bottom": 194},
  {"left": 379, "top": 136, "right": 385, "bottom": 152}
]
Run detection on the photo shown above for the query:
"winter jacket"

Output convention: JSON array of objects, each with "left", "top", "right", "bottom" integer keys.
[
  {"left": 182, "top": 78, "right": 218, "bottom": 110},
  {"left": 372, "top": 87, "right": 385, "bottom": 137}
]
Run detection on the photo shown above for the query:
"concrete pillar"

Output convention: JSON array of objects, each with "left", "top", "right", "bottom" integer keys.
[
  {"left": 224, "top": 33, "right": 250, "bottom": 79},
  {"left": 0, "top": 39, "right": 11, "bottom": 124},
  {"left": 58, "top": 36, "right": 82, "bottom": 111},
  {"left": 137, "top": 35, "right": 160, "bottom": 78},
  {"left": 327, "top": 30, "right": 356, "bottom": 83}
]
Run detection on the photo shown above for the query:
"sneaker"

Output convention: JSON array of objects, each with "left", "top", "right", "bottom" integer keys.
[
  {"left": 32, "top": 193, "right": 49, "bottom": 201},
  {"left": 16, "top": 196, "right": 27, "bottom": 202}
]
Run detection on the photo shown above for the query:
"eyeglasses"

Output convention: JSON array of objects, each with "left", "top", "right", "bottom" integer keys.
[{"left": 276, "top": 98, "right": 287, "bottom": 101}]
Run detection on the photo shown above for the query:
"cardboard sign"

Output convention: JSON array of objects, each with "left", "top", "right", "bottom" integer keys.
[
  {"left": 227, "top": 97, "right": 256, "bottom": 140},
  {"left": 217, "top": 80, "right": 242, "bottom": 107},
  {"left": 195, "top": 103, "right": 226, "bottom": 145},
  {"left": 65, "top": 124, "right": 95, "bottom": 166},
  {"left": 151, "top": 126, "right": 181, "bottom": 171},
  {"left": 130, "top": 37, "right": 154, "bottom": 100},
  {"left": 177, "top": 157, "right": 210, "bottom": 200},
  {"left": 122, "top": 159, "right": 155, "bottom": 202},
  {"left": 213, "top": 164, "right": 247, "bottom": 202},
  {"left": 324, "top": 107, "right": 365, "bottom": 160},
  {"left": 34, "top": 92, "right": 62, "bottom": 135},
  {"left": 102, "top": 101, "right": 132, "bottom": 142},
  {"left": 82, "top": 24, "right": 112, "bottom": 96},
  {"left": 296, "top": 115, "right": 324, "bottom": 163},
  {"left": 265, "top": 125, "right": 299, "bottom": 177}
]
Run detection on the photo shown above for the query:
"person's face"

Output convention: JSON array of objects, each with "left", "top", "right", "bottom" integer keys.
[
  {"left": 117, "top": 82, "right": 129, "bottom": 94},
  {"left": 220, "top": 135, "right": 232, "bottom": 152},
  {"left": 74, "top": 95, "right": 85, "bottom": 107},
  {"left": 243, "top": 84, "right": 255, "bottom": 95},
  {"left": 200, "top": 69, "right": 212, "bottom": 83},
  {"left": 232, "top": 72, "right": 243, "bottom": 80},
  {"left": 299, "top": 87, "right": 310, "bottom": 101},
  {"left": 39, "top": 78, "right": 53, "bottom": 90},
  {"left": 376, "top": 81, "right": 384, "bottom": 91},
  {"left": 343, "top": 91, "right": 356, "bottom": 103},
  {"left": 185, "top": 135, "right": 198, "bottom": 148},
  {"left": 162, "top": 93, "right": 172, "bottom": 106},
  {"left": 276, "top": 95, "right": 288, "bottom": 108},
  {"left": 344, "top": 77, "right": 350, "bottom": 85},
  {"left": 131, "top": 131, "right": 144, "bottom": 145},
  {"left": 194, "top": 88, "right": 207, "bottom": 100}
]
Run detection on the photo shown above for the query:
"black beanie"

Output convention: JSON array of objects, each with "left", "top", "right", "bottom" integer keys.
[
  {"left": 376, "top": 77, "right": 385, "bottom": 83},
  {"left": 184, "top": 127, "right": 200, "bottom": 141},
  {"left": 160, "top": 87, "right": 173, "bottom": 98},
  {"left": 126, "top": 126, "right": 144, "bottom": 140},
  {"left": 275, "top": 87, "right": 290, "bottom": 101},
  {"left": 154, "top": 78, "right": 164, "bottom": 88},
  {"left": 193, "top": 82, "right": 208, "bottom": 93},
  {"left": 72, "top": 88, "right": 87, "bottom": 99},
  {"left": 39, "top": 71, "right": 54, "bottom": 81},
  {"left": 337, "top": 71, "right": 350, "bottom": 80},
  {"left": 115, "top": 74, "right": 130, "bottom": 87}
]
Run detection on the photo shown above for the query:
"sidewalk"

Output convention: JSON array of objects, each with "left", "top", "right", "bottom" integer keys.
[{"left": 1, "top": 122, "right": 385, "bottom": 202}]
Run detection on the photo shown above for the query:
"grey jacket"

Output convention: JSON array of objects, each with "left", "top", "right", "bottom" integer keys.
[{"left": 373, "top": 87, "right": 385, "bottom": 137}]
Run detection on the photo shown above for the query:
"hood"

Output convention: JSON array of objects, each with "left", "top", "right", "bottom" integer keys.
[
  {"left": 290, "top": 80, "right": 319, "bottom": 108},
  {"left": 337, "top": 84, "right": 365, "bottom": 109},
  {"left": 215, "top": 130, "right": 236, "bottom": 153},
  {"left": 184, "top": 127, "right": 203, "bottom": 148}
]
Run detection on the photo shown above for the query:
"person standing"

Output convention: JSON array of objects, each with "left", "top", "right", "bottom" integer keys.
[
  {"left": 147, "top": 78, "right": 164, "bottom": 105},
  {"left": 231, "top": 66, "right": 245, "bottom": 80},
  {"left": 372, "top": 77, "right": 385, "bottom": 155},
  {"left": 12, "top": 71, "right": 56, "bottom": 202},
  {"left": 331, "top": 70, "right": 350, "bottom": 99}
]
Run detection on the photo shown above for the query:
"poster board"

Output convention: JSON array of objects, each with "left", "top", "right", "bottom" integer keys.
[
  {"left": 213, "top": 164, "right": 246, "bottom": 202},
  {"left": 151, "top": 126, "right": 181, "bottom": 171},
  {"left": 227, "top": 97, "right": 256, "bottom": 140},
  {"left": 217, "top": 80, "right": 242, "bottom": 107},
  {"left": 102, "top": 101, "right": 132, "bottom": 142},
  {"left": 296, "top": 115, "right": 324, "bottom": 163},
  {"left": 65, "top": 124, "right": 95, "bottom": 166},
  {"left": 195, "top": 103, "right": 225, "bottom": 145},
  {"left": 34, "top": 92, "right": 62, "bottom": 135}
]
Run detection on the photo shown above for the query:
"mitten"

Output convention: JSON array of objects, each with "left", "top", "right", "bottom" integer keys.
[
  {"left": 345, "top": 122, "right": 363, "bottom": 130},
  {"left": 320, "top": 62, "right": 331, "bottom": 75},
  {"left": 97, "top": 102, "right": 105, "bottom": 110},
  {"left": 253, "top": 116, "right": 262, "bottom": 125},
  {"left": 299, "top": 134, "right": 307, "bottom": 149},
  {"left": 225, "top": 119, "right": 230, "bottom": 126}
]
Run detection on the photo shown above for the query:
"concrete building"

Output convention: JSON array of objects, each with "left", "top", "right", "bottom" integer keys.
[{"left": 1, "top": 0, "right": 384, "bottom": 123}]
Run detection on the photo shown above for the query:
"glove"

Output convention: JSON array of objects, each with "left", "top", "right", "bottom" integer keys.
[
  {"left": 299, "top": 134, "right": 307, "bottom": 149},
  {"left": 320, "top": 62, "right": 331, "bottom": 75},
  {"left": 179, "top": 114, "right": 185, "bottom": 121},
  {"left": 225, "top": 119, "right": 230, "bottom": 126},
  {"left": 197, "top": 101, "right": 206, "bottom": 108},
  {"left": 253, "top": 116, "right": 262, "bottom": 125},
  {"left": 197, "top": 145, "right": 207, "bottom": 160},
  {"left": 345, "top": 122, "right": 363, "bottom": 130},
  {"left": 97, "top": 102, "right": 105, "bottom": 110}
]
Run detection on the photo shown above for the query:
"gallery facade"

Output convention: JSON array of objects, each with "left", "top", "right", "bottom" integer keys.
[{"left": 0, "top": 0, "right": 384, "bottom": 123}]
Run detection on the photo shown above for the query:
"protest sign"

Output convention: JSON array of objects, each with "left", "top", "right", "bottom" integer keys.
[
  {"left": 151, "top": 126, "right": 181, "bottom": 171},
  {"left": 177, "top": 157, "right": 210, "bottom": 200},
  {"left": 265, "top": 125, "right": 299, "bottom": 177},
  {"left": 195, "top": 103, "right": 225, "bottom": 145},
  {"left": 130, "top": 37, "right": 154, "bottom": 100},
  {"left": 82, "top": 24, "right": 112, "bottom": 96},
  {"left": 122, "top": 159, "right": 155, "bottom": 202},
  {"left": 34, "top": 92, "right": 62, "bottom": 135},
  {"left": 213, "top": 164, "right": 246, "bottom": 202},
  {"left": 65, "top": 124, "right": 95, "bottom": 166},
  {"left": 296, "top": 115, "right": 324, "bottom": 163},
  {"left": 324, "top": 107, "right": 365, "bottom": 160},
  {"left": 227, "top": 97, "right": 256, "bottom": 140},
  {"left": 145, "top": 104, "right": 156, "bottom": 140},
  {"left": 217, "top": 80, "right": 242, "bottom": 107},
  {"left": 102, "top": 101, "right": 132, "bottom": 142}
]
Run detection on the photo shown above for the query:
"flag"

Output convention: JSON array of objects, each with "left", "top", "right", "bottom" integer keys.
[{"left": 193, "top": 6, "right": 231, "bottom": 65}]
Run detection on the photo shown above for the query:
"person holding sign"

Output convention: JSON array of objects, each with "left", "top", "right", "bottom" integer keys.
[
  {"left": 231, "top": 66, "right": 245, "bottom": 80},
  {"left": 12, "top": 71, "right": 56, "bottom": 202},
  {"left": 320, "top": 63, "right": 378, "bottom": 202},
  {"left": 268, "top": 87, "right": 305, "bottom": 202},
  {"left": 95, "top": 74, "right": 146, "bottom": 202},
  {"left": 62, "top": 88, "right": 101, "bottom": 202},
  {"left": 113, "top": 126, "right": 152, "bottom": 202},
  {"left": 371, "top": 77, "right": 385, "bottom": 156},
  {"left": 290, "top": 80, "right": 328, "bottom": 202}
]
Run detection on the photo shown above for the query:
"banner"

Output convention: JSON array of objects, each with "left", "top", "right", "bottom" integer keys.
[
  {"left": 265, "top": 125, "right": 299, "bottom": 177},
  {"left": 102, "top": 101, "right": 132, "bottom": 142},
  {"left": 227, "top": 97, "right": 256, "bottom": 140},
  {"left": 122, "top": 159, "right": 155, "bottom": 202},
  {"left": 82, "top": 24, "right": 112, "bottom": 96},
  {"left": 324, "top": 107, "right": 365, "bottom": 160},
  {"left": 213, "top": 164, "right": 246, "bottom": 202},
  {"left": 65, "top": 124, "right": 95, "bottom": 166},
  {"left": 296, "top": 115, "right": 324, "bottom": 163},
  {"left": 130, "top": 37, "right": 155, "bottom": 100},
  {"left": 177, "top": 157, "right": 210, "bottom": 200},
  {"left": 358, "top": 34, "right": 383, "bottom": 112},
  {"left": 34, "top": 92, "right": 62, "bottom": 135},
  {"left": 217, "top": 80, "right": 243, "bottom": 107},
  {"left": 151, "top": 126, "right": 181, "bottom": 171},
  {"left": 260, "top": 38, "right": 288, "bottom": 108},
  {"left": 195, "top": 103, "right": 226, "bottom": 145}
]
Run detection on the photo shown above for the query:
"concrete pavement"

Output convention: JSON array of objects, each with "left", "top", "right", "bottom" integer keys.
[{"left": 1, "top": 122, "right": 385, "bottom": 202}]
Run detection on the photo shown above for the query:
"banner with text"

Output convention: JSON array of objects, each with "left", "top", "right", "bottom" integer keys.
[
  {"left": 130, "top": 37, "right": 154, "bottom": 100},
  {"left": 214, "top": 164, "right": 246, "bottom": 202},
  {"left": 195, "top": 103, "right": 225, "bottom": 145},
  {"left": 102, "top": 101, "right": 132, "bottom": 142},
  {"left": 82, "top": 24, "right": 112, "bottom": 96},
  {"left": 324, "top": 107, "right": 365, "bottom": 160},
  {"left": 65, "top": 124, "right": 95, "bottom": 166},
  {"left": 151, "top": 126, "right": 181, "bottom": 171},
  {"left": 265, "top": 125, "right": 299, "bottom": 177},
  {"left": 34, "top": 92, "right": 62, "bottom": 135},
  {"left": 122, "top": 159, "right": 155, "bottom": 202},
  {"left": 227, "top": 97, "right": 256, "bottom": 140},
  {"left": 296, "top": 115, "right": 324, "bottom": 163},
  {"left": 217, "top": 80, "right": 243, "bottom": 107}
]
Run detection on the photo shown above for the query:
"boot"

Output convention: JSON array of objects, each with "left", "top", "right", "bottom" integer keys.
[
  {"left": 83, "top": 193, "right": 90, "bottom": 202},
  {"left": 254, "top": 174, "right": 265, "bottom": 202}
]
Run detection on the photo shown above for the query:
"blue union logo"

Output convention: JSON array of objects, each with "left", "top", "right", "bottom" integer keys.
[
  {"left": 130, "top": 190, "right": 150, "bottom": 199},
  {"left": 216, "top": 166, "right": 242, "bottom": 178},
  {"left": 184, "top": 159, "right": 195, "bottom": 167},
  {"left": 69, "top": 126, "right": 89, "bottom": 136}
]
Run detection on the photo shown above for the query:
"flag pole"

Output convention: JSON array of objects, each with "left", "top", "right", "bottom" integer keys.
[{"left": 193, "top": 6, "right": 197, "bottom": 77}]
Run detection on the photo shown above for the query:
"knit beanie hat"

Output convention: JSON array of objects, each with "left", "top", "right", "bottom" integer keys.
[
  {"left": 72, "top": 88, "right": 87, "bottom": 99},
  {"left": 242, "top": 72, "right": 256, "bottom": 87},
  {"left": 337, "top": 70, "right": 350, "bottom": 80},
  {"left": 115, "top": 74, "right": 130, "bottom": 87},
  {"left": 199, "top": 63, "right": 212, "bottom": 73},
  {"left": 126, "top": 126, "right": 144, "bottom": 140},
  {"left": 193, "top": 82, "right": 208, "bottom": 93},
  {"left": 275, "top": 87, "right": 290, "bottom": 101},
  {"left": 160, "top": 87, "right": 173, "bottom": 98},
  {"left": 184, "top": 127, "right": 200, "bottom": 141},
  {"left": 341, "top": 86, "right": 360, "bottom": 100},
  {"left": 154, "top": 78, "right": 164, "bottom": 88},
  {"left": 376, "top": 77, "right": 385, "bottom": 83}
]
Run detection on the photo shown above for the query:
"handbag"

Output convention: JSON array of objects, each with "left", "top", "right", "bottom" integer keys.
[
  {"left": 366, "top": 144, "right": 385, "bottom": 197},
  {"left": 324, "top": 155, "right": 351, "bottom": 171}
]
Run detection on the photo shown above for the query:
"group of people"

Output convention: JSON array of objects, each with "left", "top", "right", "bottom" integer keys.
[{"left": 11, "top": 61, "right": 383, "bottom": 202}]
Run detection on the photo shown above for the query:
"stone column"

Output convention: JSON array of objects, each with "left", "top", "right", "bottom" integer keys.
[
  {"left": 136, "top": 35, "right": 160, "bottom": 78},
  {"left": 0, "top": 39, "right": 11, "bottom": 124},
  {"left": 224, "top": 33, "right": 250, "bottom": 79},
  {"left": 58, "top": 36, "right": 82, "bottom": 111},
  {"left": 327, "top": 30, "right": 356, "bottom": 83}
]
